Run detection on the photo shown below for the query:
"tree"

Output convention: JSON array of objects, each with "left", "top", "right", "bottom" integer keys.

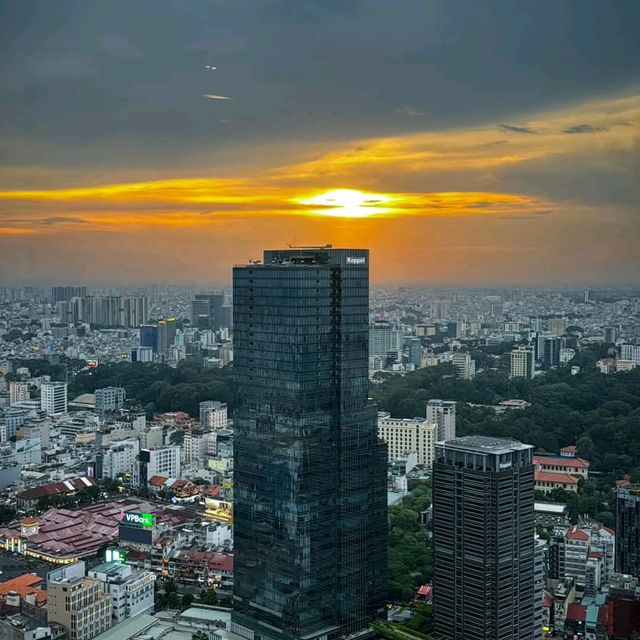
[
  {"left": 193, "top": 632, "right": 208, "bottom": 640},
  {"left": 181, "top": 593, "right": 194, "bottom": 610},
  {"left": 199, "top": 588, "right": 218, "bottom": 605}
]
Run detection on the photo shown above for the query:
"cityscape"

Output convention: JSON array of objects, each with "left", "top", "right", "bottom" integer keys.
[{"left": 1, "top": 2, "right": 640, "bottom": 640}]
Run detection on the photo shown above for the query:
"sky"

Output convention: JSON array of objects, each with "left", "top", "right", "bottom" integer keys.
[{"left": 1, "top": 0, "right": 639, "bottom": 286}]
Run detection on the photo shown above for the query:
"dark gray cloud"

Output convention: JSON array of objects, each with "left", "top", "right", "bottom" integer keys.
[
  {"left": 0, "top": 0, "right": 638, "bottom": 175},
  {"left": 38, "top": 217, "right": 90, "bottom": 225},
  {"left": 563, "top": 124, "right": 609, "bottom": 134},
  {"left": 498, "top": 124, "right": 539, "bottom": 134}
]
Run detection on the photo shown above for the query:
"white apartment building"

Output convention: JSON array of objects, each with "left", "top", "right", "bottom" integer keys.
[
  {"left": 377, "top": 412, "right": 437, "bottom": 467},
  {"left": 199, "top": 401, "right": 228, "bottom": 430},
  {"left": 426, "top": 399, "right": 456, "bottom": 442},
  {"left": 142, "top": 446, "right": 181, "bottom": 482},
  {"left": 87, "top": 563, "right": 155, "bottom": 624},
  {"left": 510, "top": 346, "right": 535, "bottom": 380},
  {"left": 9, "top": 381, "right": 30, "bottom": 406},
  {"left": 452, "top": 351, "right": 475, "bottom": 380},
  {"left": 101, "top": 439, "right": 139, "bottom": 480},
  {"left": 41, "top": 381, "right": 68, "bottom": 416},
  {"left": 620, "top": 344, "right": 640, "bottom": 365}
]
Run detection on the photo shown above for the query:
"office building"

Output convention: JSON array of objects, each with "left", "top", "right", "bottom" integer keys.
[
  {"left": 369, "top": 321, "right": 401, "bottom": 367},
  {"left": 95, "top": 387, "right": 126, "bottom": 415},
  {"left": 615, "top": 485, "right": 640, "bottom": 577},
  {"left": 232, "top": 246, "right": 387, "bottom": 640},
  {"left": 157, "top": 318, "right": 178, "bottom": 356},
  {"left": 433, "top": 436, "right": 535, "bottom": 640},
  {"left": 199, "top": 400, "right": 228, "bottom": 430},
  {"left": 604, "top": 326, "right": 618, "bottom": 343},
  {"left": 511, "top": 346, "right": 535, "bottom": 380},
  {"left": 47, "top": 576, "right": 111, "bottom": 640},
  {"left": 139, "top": 324, "right": 158, "bottom": 353},
  {"left": 377, "top": 412, "right": 437, "bottom": 466},
  {"left": 131, "top": 346, "right": 154, "bottom": 363},
  {"left": 191, "top": 293, "right": 225, "bottom": 330},
  {"left": 87, "top": 562, "right": 155, "bottom": 623},
  {"left": 41, "top": 381, "right": 68, "bottom": 416},
  {"left": 426, "top": 399, "right": 456, "bottom": 441},
  {"left": 407, "top": 338, "right": 422, "bottom": 367},
  {"left": 9, "top": 381, "right": 30, "bottom": 406},
  {"left": 452, "top": 351, "right": 475, "bottom": 380}
]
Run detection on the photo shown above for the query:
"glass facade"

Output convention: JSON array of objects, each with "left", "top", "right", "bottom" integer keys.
[{"left": 232, "top": 247, "right": 387, "bottom": 640}]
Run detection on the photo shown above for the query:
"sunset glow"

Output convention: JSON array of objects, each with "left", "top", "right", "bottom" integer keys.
[{"left": 294, "top": 189, "right": 393, "bottom": 218}]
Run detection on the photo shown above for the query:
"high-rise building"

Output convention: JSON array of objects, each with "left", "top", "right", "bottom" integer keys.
[
  {"left": 51, "top": 286, "right": 87, "bottom": 304},
  {"left": 100, "top": 439, "right": 139, "bottom": 480},
  {"left": 620, "top": 344, "right": 640, "bottom": 366},
  {"left": 511, "top": 346, "right": 535, "bottom": 380},
  {"left": 139, "top": 324, "right": 158, "bottom": 353},
  {"left": 407, "top": 338, "right": 423, "bottom": 367},
  {"left": 8, "top": 381, "right": 30, "bottom": 406},
  {"left": 157, "top": 318, "right": 178, "bottom": 356},
  {"left": 95, "top": 387, "right": 126, "bottom": 415},
  {"left": 369, "top": 321, "right": 401, "bottom": 364},
  {"left": 604, "top": 326, "right": 618, "bottom": 343},
  {"left": 377, "top": 412, "right": 437, "bottom": 466},
  {"left": 191, "top": 293, "right": 225, "bottom": 330},
  {"left": 433, "top": 436, "right": 535, "bottom": 640},
  {"left": 615, "top": 485, "right": 640, "bottom": 577},
  {"left": 40, "top": 381, "right": 68, "bottom": 416},
  {"left": 452, "top": 351, "right": 475, "bottom": 380},
  {"left": 199, "top": 400, "right": 228, "bottom": 430},
  {"left": 232, "top": 246, "right": 387, "bottom": 640},
  {"left": 426, "top": 399, "right": 456, "bottom": 441},
  {"left": 47, "top": 576, "right": 111, "bottom": 640}
]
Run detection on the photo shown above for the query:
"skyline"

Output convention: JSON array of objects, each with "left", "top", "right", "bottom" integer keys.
[{"left": 1, "top": 1, "right": 639, "bottom": 285}]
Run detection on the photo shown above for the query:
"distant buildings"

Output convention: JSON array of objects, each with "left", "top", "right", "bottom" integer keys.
[
  {"left": 47, "top": 576, "right": 111, "bottom": 640},
  {"left": 511, "top": 345, "right": 535, "bottom": 380},
  {"left": 51, "top": 286, "right": 87, "bottom": 304},
  {"left": 426, "top": 399, "right": 456, "bottom": 441},
  {"left": 191, "top": 293, "right": 226, "bottom": 330},
  {"left": 377, "top": 412, "right": 437, "bottom": 467},
  {"left": 433, "top": 436, "right": 535, "bottom": 639},
  {"left": 95, "top": 387, "right": 126, "bottom": 415},
  {"left": 40, "top": 381, "right": 68, "bottom": 416},
  {"left": 620, "top": 344, "right": 640, "bottom": 366},
  {"left": 615, "top": 485, "right": 640, "bottom": 577},
  {"left": 451, "top": 351, "right": 475, "bottom": 380},
  {"left": 533, "top": 446, "right": 590, "bottom": 494},
  {"left": 8, "top": 381, "right": 29, "bottom": 406},
  {"left": 58, "top": 295, "right": 148, "bottom": 328}
]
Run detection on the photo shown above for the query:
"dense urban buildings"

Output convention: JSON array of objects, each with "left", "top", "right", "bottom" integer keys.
[
  {"left": 232, "top": 247, "right": 387, "bottom": 640},
  {"left": 433, "top": 436, "right": 535, "bottom": 640}
]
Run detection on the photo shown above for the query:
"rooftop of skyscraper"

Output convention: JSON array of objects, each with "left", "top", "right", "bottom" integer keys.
[{"left": 444, "top": 434, "right": 532, "bottom": 454}]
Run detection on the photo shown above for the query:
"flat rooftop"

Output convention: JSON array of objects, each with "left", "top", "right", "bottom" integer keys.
[{"left": 443, "top": 435, "right": 531, "bottom": 454}]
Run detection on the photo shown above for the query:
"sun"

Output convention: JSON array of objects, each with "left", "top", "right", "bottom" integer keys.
[{"left": 294, "top": 189, "right": 392, "bottom": 218}]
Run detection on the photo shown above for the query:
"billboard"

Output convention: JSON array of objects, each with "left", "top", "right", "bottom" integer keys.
[{"left": 121, "top": 512, "right": 154, "bottom": 528}]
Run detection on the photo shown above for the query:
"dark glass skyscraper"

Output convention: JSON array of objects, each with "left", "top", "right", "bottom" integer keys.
[
  {"left": 433, "top": 436, "right": 535, "bottom": 640},
  {"left": 232, "top": 247, "right": 387, "bottom": 640},
  {"left": 615, "top": 485, "right": 640, "bottom": 577}
]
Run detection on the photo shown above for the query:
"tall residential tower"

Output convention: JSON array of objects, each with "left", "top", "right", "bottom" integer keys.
[{"left": 232, "top": 247, "right": 387, "bottom": 640}]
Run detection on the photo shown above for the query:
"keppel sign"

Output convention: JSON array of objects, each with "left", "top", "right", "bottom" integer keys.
[{"left": 346, "top": 256, "right": 366, "bottom": 265}]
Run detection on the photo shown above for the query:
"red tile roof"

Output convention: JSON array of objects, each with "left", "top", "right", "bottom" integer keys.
[
  {"left": 17, "top": 477, "right": 97, "bottom": 501},
  {"left": 0, "top": 574, "right": 47, "bottom": 605},
  {"left": 566, "top": 527, "right": 589, "bottom": 541},
  {"left": 534, "top": 455, "right": 589, "bottom": 469},
  {"left": 535, "top": 471, "right": 578, "bottom": 485},
  {"left": 589, "top": 551, "right": 603, "bottom": 559}
]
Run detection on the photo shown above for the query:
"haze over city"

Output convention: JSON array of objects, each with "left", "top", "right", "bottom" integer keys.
[{"left": 1, "top": 1, "right": 639, "bottom": 285}]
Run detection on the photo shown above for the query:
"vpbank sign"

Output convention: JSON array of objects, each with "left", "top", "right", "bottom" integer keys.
[
  {"left": 346, "top": 256, "right": 366, "bottom": 265},
  {"left": 122, "top": 512, "right": 154, "bottom": 528}
]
